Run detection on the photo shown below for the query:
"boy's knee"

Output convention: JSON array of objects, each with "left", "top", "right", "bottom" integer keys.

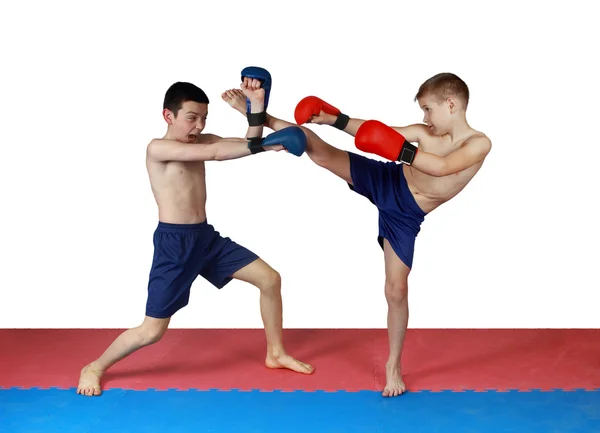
[
  {"left": 138, "top": 318, "right": 169, "bottom": 345},
  {"left": 258, "top": 268, "right": 281, "bottom": 294},
  {"left": 300, "top": 124, "right": 317, "bottom": 140},
  {"left": 385, "top": 279, "right": 408, "bottom": 306}
]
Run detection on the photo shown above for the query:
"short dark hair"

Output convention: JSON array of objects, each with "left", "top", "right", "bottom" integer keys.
[
  {"left": 415, "top": 73, "right": 469, "bottom": 108},
  {"left": 163, "top": 82, "right": 210, "bottom": 116}
]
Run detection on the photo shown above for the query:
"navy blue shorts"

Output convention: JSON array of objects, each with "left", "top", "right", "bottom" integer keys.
[
  {"left": 347, "top": 152, "right": 427, "bottom": 269},
  {"left": 145, "top": 221, "right": 259, "bottom": 318}
]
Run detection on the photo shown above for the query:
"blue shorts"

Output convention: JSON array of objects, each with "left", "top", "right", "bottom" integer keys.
[
  {"left": 145, "top": 221, "right": 259, "bottom": 318},
  {"left": 347, "top": 151, "right": 427, "bottom": 269}
]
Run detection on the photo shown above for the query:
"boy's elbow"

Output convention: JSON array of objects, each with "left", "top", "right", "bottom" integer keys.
[{"left": 211, "top": 147, "right": 225, "bottom": 161}]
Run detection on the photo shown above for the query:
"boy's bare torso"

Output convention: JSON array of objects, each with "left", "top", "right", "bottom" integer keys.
[
  {"left": 146, "top": 134, "right": 217, "bottom": 224},
  {"left": 405, "top": 129, "right": 488, "bottom": 214}
]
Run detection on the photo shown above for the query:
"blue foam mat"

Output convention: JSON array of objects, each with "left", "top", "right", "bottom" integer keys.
[{"left": 1, "top": 388, "right": 600, "bottom": 433}]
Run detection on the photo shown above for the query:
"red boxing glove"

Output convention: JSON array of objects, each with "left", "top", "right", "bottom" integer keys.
[
  {"left": 294, "top": 96, "right": 350, "bottom": 130},
  {"left": 355, "top": 120, "right": 418, "bottom": 165}
]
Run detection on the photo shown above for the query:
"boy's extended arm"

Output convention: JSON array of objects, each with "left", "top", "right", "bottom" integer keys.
[{"left": 147, "top": 137, "right": 253, "bottom": 162}]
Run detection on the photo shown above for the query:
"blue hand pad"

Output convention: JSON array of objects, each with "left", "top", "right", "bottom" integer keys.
[
  {"left": 261, "top": 126, "right": 306, "bottom": 157},
  {"left": 241, "top": 66, "right": 272, "bottom": 112}
]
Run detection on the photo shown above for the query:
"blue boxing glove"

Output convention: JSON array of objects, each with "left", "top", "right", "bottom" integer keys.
[
  {"left": 248, "top": 126, "right": 307, "bottom": 157},
  {"left": 241, "top": 66, "right": 272, "bottom": 126}
]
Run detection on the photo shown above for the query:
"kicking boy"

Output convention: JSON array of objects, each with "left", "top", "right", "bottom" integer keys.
[
  {"left": 223, "top": 72, "right": 492, "bottom": 397},
  {"left": 77, "top": 70, "right": 314, "bottom": 397}
]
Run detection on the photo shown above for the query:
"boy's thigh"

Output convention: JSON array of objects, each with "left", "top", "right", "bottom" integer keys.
[{"left": 199, "top": 234, "right": 261, "bottom": 289}]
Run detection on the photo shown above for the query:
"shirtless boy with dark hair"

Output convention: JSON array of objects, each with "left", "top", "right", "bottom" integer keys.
[{"left": 77, "top": 71, "right": 313, "bottom": 397}]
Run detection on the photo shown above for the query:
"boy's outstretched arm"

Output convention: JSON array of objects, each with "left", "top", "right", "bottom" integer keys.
[
  {"left": 147, "top": 125, "right": 308, "bottom": 163},
  {"left": 146, "top": 137, "right": 270, "bottom": 162}
]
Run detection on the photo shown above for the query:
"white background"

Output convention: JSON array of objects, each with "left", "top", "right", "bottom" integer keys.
[{"left": 1, "top": 1, "right": 598, "bottom": 329}]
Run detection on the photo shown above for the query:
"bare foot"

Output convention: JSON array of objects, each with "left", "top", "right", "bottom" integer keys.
[
  {"left": 265, "top": 352, "right": 314, "bottom": 375},
  {"left": 383, "top": 363, "right": 406, "bottom": 397},
  {"left": 77, "top": 363, "right": 104, "bottom": 396},
  {"left": 221, "top": 88, "right": 247, "bottom": 115}
]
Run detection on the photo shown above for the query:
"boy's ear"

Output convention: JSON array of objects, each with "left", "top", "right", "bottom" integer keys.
[
  {"left": 163, "top": 108, "right": 174, "bottom": 125},
  {"left": 447, "top": 97, "right": 457, "bottom": 114}
]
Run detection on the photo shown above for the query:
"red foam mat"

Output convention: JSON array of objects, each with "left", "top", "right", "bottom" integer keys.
[{"left": 0, "top": 329, "right": 599, "bottom": 392}]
